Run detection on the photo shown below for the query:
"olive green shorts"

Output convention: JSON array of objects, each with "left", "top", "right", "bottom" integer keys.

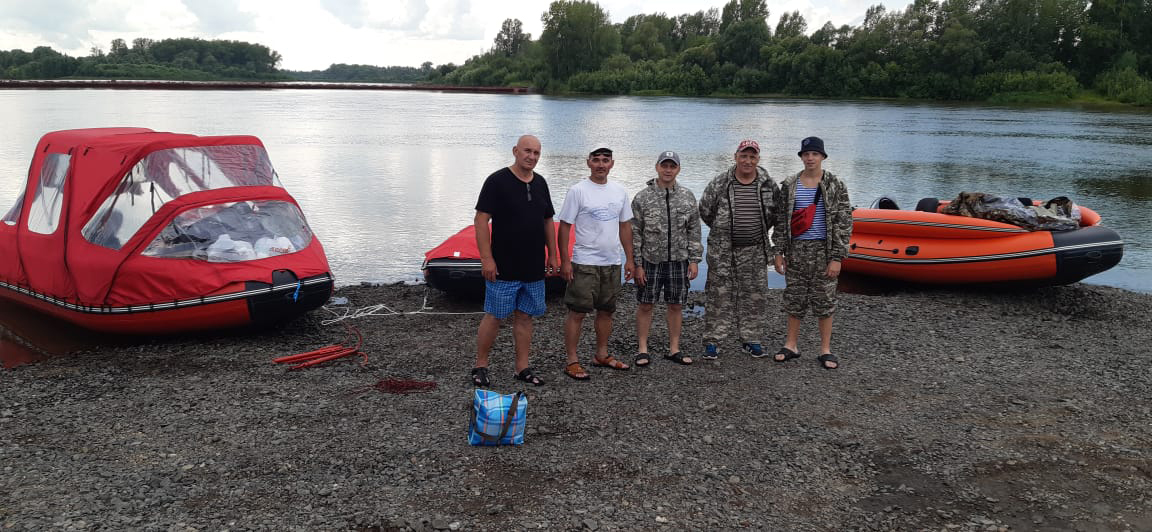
[{"left": 564, "top": 263, "right": 622, "bottom": 313}]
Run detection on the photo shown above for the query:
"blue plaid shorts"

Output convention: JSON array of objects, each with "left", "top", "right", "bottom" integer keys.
[{"left": 484, "top": 280, "right": 546, "bottom": 319}]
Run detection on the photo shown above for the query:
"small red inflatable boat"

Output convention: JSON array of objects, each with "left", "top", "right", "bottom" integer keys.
[{"left": 422, "top": 222, "right": 572, "bottom": 296}]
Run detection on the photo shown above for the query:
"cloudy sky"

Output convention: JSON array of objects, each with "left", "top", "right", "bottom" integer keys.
[{"left": 0, "top": 0, "right": 873, "bottom": 71}]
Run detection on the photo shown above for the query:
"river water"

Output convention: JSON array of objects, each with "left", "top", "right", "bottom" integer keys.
[{"left": 2, "top": 89, "right": 1150, "bottom": 295}]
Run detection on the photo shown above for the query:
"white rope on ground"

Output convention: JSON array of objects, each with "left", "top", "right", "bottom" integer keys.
[
  {"left": 320, "top": 304, "right": 402, "bottom": 325},
  {"left": 320, "top": 286, "right": 484, "bottom": 325},
  {"left": 407, "top": 287, "right": 487, "bottom": 316}
]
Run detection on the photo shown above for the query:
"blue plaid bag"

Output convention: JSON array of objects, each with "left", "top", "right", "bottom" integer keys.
[{"left": 468, "top": 389, "right": 527, "bottom": 446}]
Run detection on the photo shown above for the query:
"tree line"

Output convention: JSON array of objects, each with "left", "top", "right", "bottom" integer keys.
[
  {"left": 0, "top": 38, "right": 286, "bottom": 81},
  {"left": 283, "top": 63, "right": 432, "bottom": 83},
  {"left": 3, "top": 0, "right": 1150, "bottom": 105},
  {"left": 0, "top": 38, "right": 435, "bottom": 84},
  {"left": 432, "top": 0, "right": 1152, "bottom": 105}
]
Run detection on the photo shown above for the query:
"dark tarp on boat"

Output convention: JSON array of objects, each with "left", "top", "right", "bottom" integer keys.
[{"left": 939, "top": 192, "right": 1081, "bottom": 232}]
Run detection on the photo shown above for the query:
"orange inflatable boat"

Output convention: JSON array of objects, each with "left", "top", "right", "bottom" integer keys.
[{"left": 844, "top": 197, "right": 1124, "bottom": 285}]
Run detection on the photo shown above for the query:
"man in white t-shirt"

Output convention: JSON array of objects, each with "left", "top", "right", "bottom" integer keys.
[{"left": 557, "top": 147, "right": 636, "bottom": 381}]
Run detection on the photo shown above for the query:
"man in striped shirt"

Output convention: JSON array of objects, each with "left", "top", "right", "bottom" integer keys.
[
  {"left": 772, "top": 136, "right": 853, "bottom": 370},
  {"left": 698, "top": 140, "right": 781, "bottom": 360}
]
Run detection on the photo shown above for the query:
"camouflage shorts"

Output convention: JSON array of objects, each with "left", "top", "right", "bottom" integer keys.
[
  {"left": 783, "top": 240, "right": 838, "bottom": 318},
  {"left": 564, "top": 263, "right": 622, "bottom": 313}
]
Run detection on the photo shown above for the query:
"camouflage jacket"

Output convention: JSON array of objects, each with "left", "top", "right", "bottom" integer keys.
[
  {"left": 698, "top": 165, "right": 780, "bottom": 262},
  {"left": 772, "top": 170, "right": 853, "bottom": 261},
  {"left": 631, "top": 179, "right": 703, "bottom": 264}
]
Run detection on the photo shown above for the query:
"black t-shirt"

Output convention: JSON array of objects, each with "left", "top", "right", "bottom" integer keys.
[{"left": 475, "top": 167, "right": 555, "bottom": 281}]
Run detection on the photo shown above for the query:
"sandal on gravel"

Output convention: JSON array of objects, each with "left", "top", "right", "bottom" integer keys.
[
  {"left": 774, "top": 347, "right": 801, "bottom": 363},
  {"left": 564, "top": 362, "right": 590, "bottom": 381},
  {"left": 663, "top": 352, "right": 693, "bottom": 365},
  {"left": 817, "top": 354, "right": 839, "bottom": 370},
  {"left": 592, "top": 356, "right": 630, "bottom": 371},
  {"left": 635, "top": 353, "right": 651, "bottom": 367},
  {"left": 470, "top": 367, "right": 490, "bottom": 387},
  {"left": 513, "top": 367, "right": 545, "bottom": 385}
]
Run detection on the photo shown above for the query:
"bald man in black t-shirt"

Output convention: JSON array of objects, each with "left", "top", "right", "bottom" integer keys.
[{"left": 470, "top": 135, "right": 559, "bottom": 388}]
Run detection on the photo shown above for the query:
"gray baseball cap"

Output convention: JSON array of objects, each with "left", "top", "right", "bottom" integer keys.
[{"left": 656, "top": 150, "right": 680, "bottom": 165}]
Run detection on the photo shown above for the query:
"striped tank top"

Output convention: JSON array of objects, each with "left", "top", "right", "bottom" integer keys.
[
  {"left": 795, "top": 182, "right": 826, "bottom": 240},
  {"left": 731, "top": 181, "right": 764, "bottom": 247}
]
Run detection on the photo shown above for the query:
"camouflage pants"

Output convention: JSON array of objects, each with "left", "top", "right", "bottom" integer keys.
[
  {"left": 703, "top": 244, "right": 769, "bottom": 346},
  {"left": 783, "top": 240, "right": 838, "bottom": 318}
]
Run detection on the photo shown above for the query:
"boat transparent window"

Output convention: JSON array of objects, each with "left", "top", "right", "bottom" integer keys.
[
  {"left": 141, "top": 200, "right": 313, "bottom": 262},
  {"left": 82, "top": 144, "right": 283, "bottom": 249},
  {"left": 27, "top": 153, "right": 70, "bottom": 235}
]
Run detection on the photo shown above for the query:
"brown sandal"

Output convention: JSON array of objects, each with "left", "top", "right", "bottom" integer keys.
[
  {"left": 591, "top": 356, "right": 630, "bottom": 371},
  {"left": 564, "top": 361, "right": 590, "bottom": 380}
]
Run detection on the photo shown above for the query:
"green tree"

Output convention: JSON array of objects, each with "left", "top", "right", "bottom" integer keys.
[
  {"left": 673, "top": 9, "right": 721, "bottom": 50},
  {"left": 810, "top": 21, "right": 850, "bottom": 47},
  {"left": 775, "top": 11, "right": 807, "bottom": 38},
  {"left": 539, "top": 0, "right": 620, "bottom": 80},
  {"left": 719, "top": 0, "right": 770, "bottom": 32},
  {"left": 493, "top": 18, "right": 530, "bottom": 56},
  {"left": 716, "top": 0, "right": 771, "bottom": 68},
  {"left": 1078, "top": 0, "right": 1149, "bottom": 81},
  {"left": 110, "top": 38, "right": 129, "bottom": 58},
  {"left": 621, "top": 14, "right": 675, "bottom": 60},
  {"left": 717, "top": 18, "right": 771, "bottom": 68}
]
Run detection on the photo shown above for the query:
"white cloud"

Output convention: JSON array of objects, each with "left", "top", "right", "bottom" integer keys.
[
  {"left": 362, "top": 0, "right": 429, "bottom": 31},
  {"left": 183, "top": 0, "right": 260, "bottom": 33},
  {"left": 418, "top": 0, "right": 484, "bottom": 40}
]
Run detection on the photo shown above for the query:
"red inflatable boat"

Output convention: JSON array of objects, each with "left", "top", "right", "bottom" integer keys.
[
  {"left": 0, "top": 128, "right": 333, "bottom": 334},
  {"left": 422, "top": 222, "right": 573, "bottom": 296}
]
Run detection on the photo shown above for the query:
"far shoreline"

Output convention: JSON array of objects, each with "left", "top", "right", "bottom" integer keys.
[
  {"left": 3, "top": 79, "right": 1144, "bottom": 110},
  {"left": 0, "top": 79, "right": 531, "bottom": 94}
]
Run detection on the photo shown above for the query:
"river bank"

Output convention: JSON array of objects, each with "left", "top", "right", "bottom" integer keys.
[
  {"left": 0, "top": 79, "right": 530, "bottom": 93},
  {"left": 2, "top": 282, "right": 1151, "bottom": 531}
]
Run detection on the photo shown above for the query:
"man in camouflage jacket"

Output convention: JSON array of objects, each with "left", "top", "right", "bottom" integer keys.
[
  {"left": 771, "top": 172, "right": 852, "bottom": 263},
  {"left": 771, "top": 136, "right": 852, "bottom": 370},
  {"left": 630, "top": 150, "right": 703, "bottom": 366},
  {"left": 698, "top": 140, "right": 781, "bottom": 360}
]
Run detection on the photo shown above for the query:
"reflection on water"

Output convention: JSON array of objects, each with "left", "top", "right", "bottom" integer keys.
[
  {"left": 1076, "top": 172, "right": 1152, "bottom": 202},
  {"left": 1, "top": 90, "right": 1149, "bottom": 293}
]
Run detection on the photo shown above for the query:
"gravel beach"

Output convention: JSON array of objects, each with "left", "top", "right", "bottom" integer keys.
[{"left": 2, "top": 281, "right": 1151, "bottom": 531}]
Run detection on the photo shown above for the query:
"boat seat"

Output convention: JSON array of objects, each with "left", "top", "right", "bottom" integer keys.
[
  {"left": 915, "top": 198, "right": 941, "bottom": 213},
  {"left": 875, "top": 197, "right": 900, "bottom": 210}
]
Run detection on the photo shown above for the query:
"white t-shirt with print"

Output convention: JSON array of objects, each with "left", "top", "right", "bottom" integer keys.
[{"left": 557, "top": 179, "right": 633, "bottom": 266}]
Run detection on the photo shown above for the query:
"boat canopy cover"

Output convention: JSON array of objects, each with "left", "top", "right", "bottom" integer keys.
[{"left": 0, "top": 128, "right": 329, "bottom": 306}]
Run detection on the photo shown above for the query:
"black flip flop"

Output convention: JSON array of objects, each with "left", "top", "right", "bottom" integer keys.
[
  {"left": 774, "top": 347, "right": 801, "bottom": 363},
  {"left": 470, "top": 367, "right": 490, "bottom": 387},
  {"left": 817, "top": 354, "right": 839, "bottom": 370},
  {"left": 513, "top": 366, "right": 545, "bottom": 385},
  {"left": 663, "top": 352, "right": 693, "bottom": 365},
  {"left": 635, "top": 353, "right": 651, "bottom": 367}
]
